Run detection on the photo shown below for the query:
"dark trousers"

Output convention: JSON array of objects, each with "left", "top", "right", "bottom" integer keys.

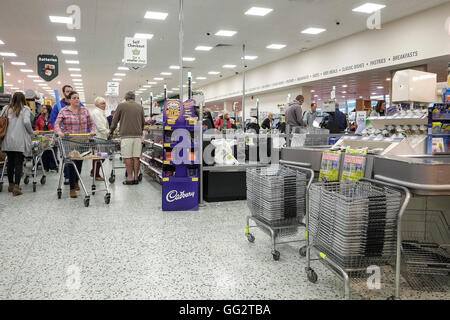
[
  {"left": 42, "top": 150, "right": 57, "bottom": 171},
  {"left": 69, "top": 160, "right": 83, "bottom": 190},
  {"left": 6, "top": 151, "right": 25, "bottom": 185}
]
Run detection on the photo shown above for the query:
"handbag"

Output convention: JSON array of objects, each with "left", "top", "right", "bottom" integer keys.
[{"left": 0, "top": 106, "right": 9, "bottom": 140}]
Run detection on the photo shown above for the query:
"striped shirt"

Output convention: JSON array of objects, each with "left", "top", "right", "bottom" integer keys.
[{"left": 55, "top": 106, "right": 95, "bottom": 135}]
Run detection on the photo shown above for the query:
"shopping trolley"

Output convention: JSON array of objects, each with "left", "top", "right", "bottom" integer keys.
[
  {"left": 57, "top": 134, "right": 115, "bottom": 207},
  {"left": 245, "top": 163, "right": 314, "bottom": 261},
  {"left": 305, "top": 178, "right": 409, "bottom": 299},
  {"left": 108, "top": 132, "right": 143, "bottom": 184},
  {"left": 0, "top": 131, "right": 58, "bottom": 192}
]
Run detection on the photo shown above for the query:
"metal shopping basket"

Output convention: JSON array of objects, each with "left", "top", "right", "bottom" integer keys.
[
  {"left": 305, "top": 178, "right": 409, "bottom": 299},
  {"left": 57, "top": 134, "right": 115, "bottom": 207},
  {"left": 245, "top": 163, "right": 314, "bottom": 261},
  {"left": 0, "top": 131, "right": 58, "bottom": 192}
]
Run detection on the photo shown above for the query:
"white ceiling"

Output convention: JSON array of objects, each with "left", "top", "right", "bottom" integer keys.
[{"left": 0, "top": 0, "right": 448, "bottom": 103}]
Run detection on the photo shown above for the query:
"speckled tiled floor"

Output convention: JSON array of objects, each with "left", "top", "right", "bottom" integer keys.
[{"left": 0, "top": 160, "right": 448, "bottom": 300}]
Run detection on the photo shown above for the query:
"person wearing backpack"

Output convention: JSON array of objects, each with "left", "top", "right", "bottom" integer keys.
[{"left": 0, "top": 92, "right": 34, "bottom": 196}]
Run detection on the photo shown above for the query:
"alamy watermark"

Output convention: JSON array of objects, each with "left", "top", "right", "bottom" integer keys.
[{"left": 66, "top": 264, "right": 81, "bottom": 291}]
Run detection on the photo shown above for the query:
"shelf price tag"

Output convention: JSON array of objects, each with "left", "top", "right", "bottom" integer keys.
[
  {"left": 164, "top": 143, "right": 171, "bottom": 147},
  {"left": 165, "top": 126, "right": 172, "bottom": 130},
  {"left": 164, "top": 160, "right": 170, "bottom": 165},
  {"left": 168, "top": 120, "right": 176, "bottom": 125},
  {"left": 192, "top": 178, "right": 198, "bottom": 182},
  {"left": 163, "top": 178, "right": 169, "bottom": 182}
]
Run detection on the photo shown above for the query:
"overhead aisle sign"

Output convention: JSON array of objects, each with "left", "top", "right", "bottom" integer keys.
[
  {"left": 124, "top": 37, "right": 147, "bottom": 69},
  {"left": 106, "top": 82, "right": 120, "bottom": 97},
  {"left": 37, "top": 55, "right": 59, "bottom": 81}
]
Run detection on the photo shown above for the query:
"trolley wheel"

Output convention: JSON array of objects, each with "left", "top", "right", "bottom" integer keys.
[
  {"left": 84, "top": 197, "right": 90, "bottom": 207},
  {"left": 33, "top": 182, "right": 37, "bottom": 192},
  {"left": 0, "top": 182, "right": 3, "bottom": 193},
  {"left": 109, "top": 175, "right": 115, "bottom": 184},
  {"left": 57, "top": 188, "right": 62, "bottom": 199},
  {"left": 246, "top": 233, "right": 255, "bottom": 243},
  {"left": 299, "top": 246, "right": 307, "bottom": 257},
  {"left": 272, "top": 250, "right": 280, "bottom": 261},
  {"left": 306, "top": 268, "right": 318, "bottom": 284},
  {"left": 24, "top": 176, "right": 30, "bottom": 185},
  {"left": 40, "top": 176, "right": 46, "bottom": 185},
  {"left": 138, "top": 173, "right": 143, "bottom": 182},
  {"left": 104, "top": 193, "right": 111, "bottom": 204}
]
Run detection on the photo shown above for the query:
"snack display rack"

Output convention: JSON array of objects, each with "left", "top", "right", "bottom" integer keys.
[
  {"left": 427, "top": 103, "right": 450, "bottom": 154},
  {"left": 161, "top": 99, "right": 200, "bottom": 211},
  {"left": 141, "top": 126, "right": 164, "bottom": 183}
]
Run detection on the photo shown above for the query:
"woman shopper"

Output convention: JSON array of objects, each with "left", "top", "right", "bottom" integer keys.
[
  {"left": 54, "top": 91, "right": 95, "bottom": 198},
  {"left": 89, "top": 97, "right": 110, "bottom": 181},
  {"left": 371, "top": 100, "right": 386, "bottom": 117},
  {"left": 34, "top": 104, "right": 57, "bottom": 172},
  {"left": 0, "top": 92, "right": 34, "bottom": 196}
]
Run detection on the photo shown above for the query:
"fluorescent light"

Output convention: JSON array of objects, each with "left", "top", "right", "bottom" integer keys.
[
  {"left": 68, "top": 68, "right": 81, "bottom": 71},
  {"left": 171, "top": 88, "right": 179, "bottom": 91},
  {"left": 167, "top": 90, "right": 173, "bottom": 93},
  {"left": 377, "top": 86, "right": 384, "bottom": 89},
  {"left": 215, "top": 30, "right": 237, "bottom": 37},
  {"left": 0, "top": 40, "right": 4, "bottom": 45},
  {"left": 208, "top": 71, "right": 220, "bottom": 75},
  {"left": 342, "top": 85, "right": 348, "bottom": 88},
  {"left": 134, "top": 33, "right": 153, "bottom": 39},
  {"left": 49, "top": 16, "right": 73, "bottom": 24},
  {"left": 154, "top": 77, "right": 163, "bottom": 80},
  {"left": 38, "top": 83, "right": 47, "bottom": 86},
  {"left": 144, "top": 11, "right": 168, "bottom": 20},
  {"left": 342, "top": 91, "right": 347, "bottom": 94},
  {"left": 245, "top": 7, "right": 273, "bottom": 16},
  {"left": 160, "top": 72, "right": 172, "bottom": 75},
  {"left": 4, "top": 84, "right": 13, "bottom": 87},
  {"left": 6, "top": 73, "right": 10, "bottom": 76},
  {"left": 148, "top": 81, "right": 157, "bottom": 84},
  {"left": 20, "top": 69, "right": 33, "bottom": 73},
  {"left": 57, "top": 36, "right": 76, "bottom": 42},
  {"left": 0, "top": 52, "right": 17, "bottom": 57},
  {"left": 196, "top": 77, "right": 207, "bottom": 80},
  {"left": 112, "top": 78, "right": 122, "bottom": 81},
  {"left": 118, "top": 66, "right": 129, "bottom": 71},
  {"left": 311, "top": 90, "right": 315, "bottom": 93},
  {"left": 222, "top": 64, "right": 236, "bottom": 69},
  {"left": 65, "top": 60, "right": 79, "bottom": 64},
  {"left": 386, "top": 78, "right": 391, "bottom": 81},
  {"left": 169, "top": 65, "right": 180, "bottom": 69},
  {"left": 242, "top": 56, "right": 258, "bottom": 60},
  {"left": 62, "top": 50, "right": 78, "bottom": 55},
  {"left": 143, "top": 85, "right": 152, "bottom": 88},
  {"left": 183, "top": 57, "right": 195, "bottom": 62},
  {"left": 33, "top": 80, "right": 44, "bottom": 82},
  {"left": 11, "top": 61, "right": 26, "bottom": 65},
  {"left": 114, "top": 73, "right": 126, "bottom": 76},
  {"left": 266, "top": 44, "right": 286, "bottom": 49},
  {"left": 11, "top": 87, "right": 19, "bottom": 90},
  {"left": 301, "top": 27, "right": 326, "bottom": 35},
  {"left": 70, "top": 74, "right": 82, "bottom": 77},
  {"left": 372, "top": 92, "right": 377, "bottom": 95},
  {"left": 195, "top": 46, "right": 213, "bottom": 51},
  {"left": 352, "top": 3, "right": 386, "bottom": 14},
  {"left": 72, "top": 79, "right": 83, "bottom": 82},
  {"left": 27, "top": 75, "right": 39, "bottom": 78}
]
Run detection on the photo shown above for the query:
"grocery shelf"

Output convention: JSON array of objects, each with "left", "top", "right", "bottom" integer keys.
[{"left": 140, "top": 159, "right": 162, "bottom": 177}]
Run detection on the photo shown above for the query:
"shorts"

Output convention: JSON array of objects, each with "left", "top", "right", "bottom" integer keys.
[{"left": 120, "top": 138, "right": 142, "bottom": 158}]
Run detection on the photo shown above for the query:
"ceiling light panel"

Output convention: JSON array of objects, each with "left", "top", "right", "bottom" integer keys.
[
  {"left": 57, "top": 36, "right": 76, "bottom": 42},
  {"left": 301, "top": 27, "right": 326, "bottom": 35},
  {"left": 266, "top": 44, "right": 286, "bottom": 49},
  {"left": 68, "top": 68, "right": 81, "bottom": 71},
  {"left": 0, "top": 40, "right": 4, "bottom": 45},
  {"left": 245, "top": 7, "right": 273, "bottom": 16},
  {"left": 144, "top": 11, "right": 168, "bottom": 20},
  {"left": 0, "top": 52, "right": 17, "bottom": 57},
  {"left": 154, "top": 77, "right": 164, "bottom": 80},
  {"left": 242, "top": 56, "right": 258, "bottom": 60},
  {"left": 222, "top": 64, "right": 236, "bottom": 68},
  {"left": 62, "top": 50, "right": 78, "bottom": 55},
  {"left": 352, "top": 3, "right": 386, "bottom": 14},
  {"left": 20, "top": 69, "right": 33, "bottom": 73},
  {"left": 118, "top": 66, "right": 129, "bottom": 71},
  {"left": 65, "top": 60, "right": 79, "bottom": 64},
  {"left": 70, "top": 74, "right": 82, "bottom": 77},
  {"left": 208, "top": 71, "right": 220, "bottom": 75},
  {"left": 169, "top": 65, "right": 180, "bottom": 69},
  {"left": 134, "top": 33, "right": 153, "bottom": 39},
  {"left": 11, "top": 61, "right": 26, "bottom": 65},
  {"left": 27, "top": 75, "right": 39, "bottom": 78},
  {"left": 49, "top": 16, "right": 73, "bottom": 24},
  {"left": 160, "top": 72, "right": 172, "bottom": 75},
  {"left": 112, "top": 78, "right": 122, "bottom": 81},
  {"left": 215, "top": 30, "right": 237, "bottom": 37},
  {"left": 196, "top": 77, "right": 207, "bottom": 80},
  {"left": 114, "top": 73, "right": 126, "bottom": 76},
  {"left": 183, "top": 57, "right": 195, "bottom": 61},
  {"left": 195, "top": 46, "right": 213, "bottom": 51}
]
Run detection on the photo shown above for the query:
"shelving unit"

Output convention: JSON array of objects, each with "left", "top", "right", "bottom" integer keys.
[{"left": 141, "top": 127, "right": 164, "bottom": 183}]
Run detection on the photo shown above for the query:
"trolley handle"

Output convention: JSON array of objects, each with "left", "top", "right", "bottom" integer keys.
[{"left": 279, "top": 160, "right": 315, "bottom": 191}]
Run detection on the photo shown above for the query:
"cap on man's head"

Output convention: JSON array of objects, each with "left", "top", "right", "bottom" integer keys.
[{"left": 125, "top": 91, "right": 135, "bottom": 101}]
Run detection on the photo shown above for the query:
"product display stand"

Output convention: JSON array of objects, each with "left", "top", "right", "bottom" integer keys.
[{"left": 161, "top": 99, "right": 199, "bottom": 211}]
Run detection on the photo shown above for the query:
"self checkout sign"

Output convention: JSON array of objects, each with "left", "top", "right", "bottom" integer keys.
[{"left": 37, "top": 54, "right": 59, "bottom": 82}]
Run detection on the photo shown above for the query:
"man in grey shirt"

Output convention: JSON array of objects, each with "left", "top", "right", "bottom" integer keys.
[
  {"left": 285, "top": 95, "right": 306, "bottom": 128},
  {"left": 303, "top": 103, "right": 318, "bottom": 127}
]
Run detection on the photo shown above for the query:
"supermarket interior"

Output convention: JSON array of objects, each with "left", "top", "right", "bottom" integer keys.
[{"left": 0, "top": 0, "right": 450, "bottom": 302}]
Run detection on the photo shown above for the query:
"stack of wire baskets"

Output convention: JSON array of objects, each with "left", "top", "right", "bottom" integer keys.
[
  {"left": 247, "top": 165, "right": 307, "bottom": 237},
  {"left": 309, "top": 181, "right": 402, "bottom": 274},
  {"left": 401, "top": 210, "right": 450, "bottom": 292}
]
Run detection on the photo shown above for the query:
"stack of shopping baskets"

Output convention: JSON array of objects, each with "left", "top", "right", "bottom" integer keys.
[
  {"left": 246, "top": 165, "right": 312, "bottom": 261},
  {"left": 306, "top": 180, "right": 403, "bottom": 297}
]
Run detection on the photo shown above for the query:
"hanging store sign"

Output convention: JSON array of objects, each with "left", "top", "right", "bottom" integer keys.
[
  {"left": 106, "top": 82, "right": 120, "bottom": 97},
  {"left": 37, "top": 55, "right": 59, "bottom": 82},
  {"left": 124, "top": 37, "right": 147, "bottom": 67}
]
